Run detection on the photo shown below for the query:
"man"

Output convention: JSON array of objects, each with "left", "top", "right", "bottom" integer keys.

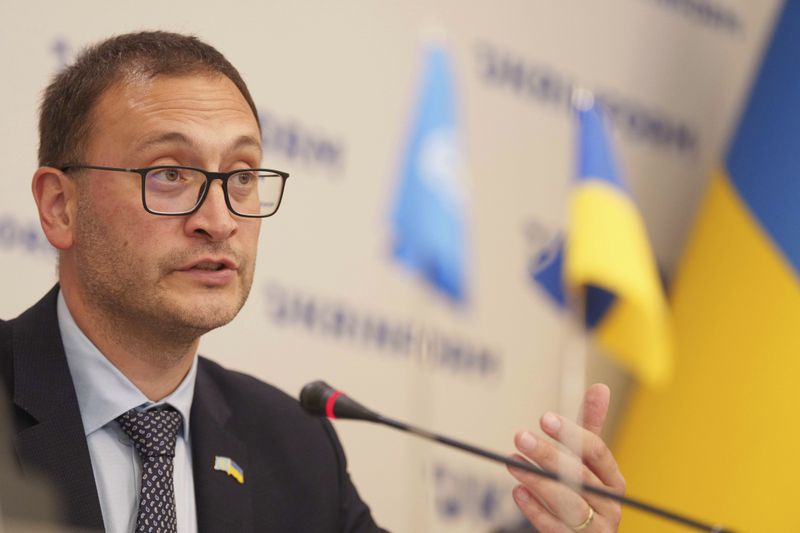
[{"left": 0, "top": 31, "right": 623, "bottom": 532}]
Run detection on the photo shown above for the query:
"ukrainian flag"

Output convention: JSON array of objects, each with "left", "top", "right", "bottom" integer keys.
[
  {"left": 214, "top": 456, "right": 244, "bottom": 484},
  {"left": 614, "top": 2, "right": 800, "bottom": 531},
  {"left": 533, "top": 100, "right": 672, "bottom": 386}
]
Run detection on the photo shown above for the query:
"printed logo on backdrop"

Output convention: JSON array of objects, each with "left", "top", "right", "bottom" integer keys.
[
  {"left": 475, "top": 42, "right": 698, "bottom": 154},
  {"left": 524, "top": 218, "right": 566, "bottom": 305},
  {"left": 433, "top": 461, "right": 523, "bottom": 529},
  {"left": 0, "top": 215, "right": 55, "bottom": 259},
  {"left": 51, "top": 37, "right": 74, "bottom": 69},
  {"left": 258, "top": 110, "right": 345, "bottom": 175},
  {"left": 263, "top": 282, "right": 502, "bottom": 381},
  {"left": 525, "top": 217, "right": 562, "bottom": 278},
  {"left": 645, "top": 0, "right": 743, "bottom": 34}
]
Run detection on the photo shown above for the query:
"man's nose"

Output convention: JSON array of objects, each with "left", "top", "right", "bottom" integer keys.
[{"left": 184, "top": 180, "right": 237, "bottom": 241}]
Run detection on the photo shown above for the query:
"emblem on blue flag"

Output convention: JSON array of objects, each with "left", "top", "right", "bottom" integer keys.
[{"left": 390, "top": 44, "right": 468, "bottom": 303}]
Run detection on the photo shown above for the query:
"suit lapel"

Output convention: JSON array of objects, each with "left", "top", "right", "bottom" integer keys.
[
  {"left": 12, "top": 286, "right": 104, "bottom": 530},
  {"left": 191, "top": 359, "right": 253, "bottom": 532}
]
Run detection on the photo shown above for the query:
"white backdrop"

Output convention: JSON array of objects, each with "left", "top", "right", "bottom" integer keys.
[{"left": 0, "top": 1, "right": 779, "bottom": 531}]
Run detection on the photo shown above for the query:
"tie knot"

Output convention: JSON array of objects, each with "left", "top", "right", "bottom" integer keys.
[{"left": 116, "top": 407, "right": 183, "bottom": 459}]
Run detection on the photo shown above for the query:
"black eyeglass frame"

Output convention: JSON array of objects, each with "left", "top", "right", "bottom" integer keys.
[{"left": 59, "top": 164, "right": 290, "bottom": 218}]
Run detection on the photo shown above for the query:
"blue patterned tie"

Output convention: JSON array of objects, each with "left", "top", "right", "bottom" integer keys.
[{"left": 116, "top": 407, "right": 183, "bottom": 533}]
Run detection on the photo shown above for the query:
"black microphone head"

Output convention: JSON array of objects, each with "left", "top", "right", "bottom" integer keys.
[
  {"left": 299, "top": 380, "right": 335, "bottom": 416},
  {"left": 299, "top": 380, "right": 380, "bottom": 422}
]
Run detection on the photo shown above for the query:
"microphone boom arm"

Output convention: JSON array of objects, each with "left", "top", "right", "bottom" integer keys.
[
  {"left": 376, "top": 414, "right": 730, "bottom": 533},
  {"left": 300, "top": 380, "right": 735, "bottom": 533}
]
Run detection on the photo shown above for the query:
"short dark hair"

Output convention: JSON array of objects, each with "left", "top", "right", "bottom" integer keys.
[{"left": 38, "top": 31, "right": 260, "bottom": 167}]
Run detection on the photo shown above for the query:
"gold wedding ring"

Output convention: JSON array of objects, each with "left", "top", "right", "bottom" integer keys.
[{"left": 571, "top": 506, "right": 595, "bottom": 531}]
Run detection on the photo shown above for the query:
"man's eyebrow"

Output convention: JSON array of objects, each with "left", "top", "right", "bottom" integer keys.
[
  {"left": 135, "top": 131, "right": 198, "bottom": 152},
  {"left": 230, "top": 135, "right": 263, "bottom": 152},
  {"left": 134, "top": 132, "right": 263, "bottom": 154}
]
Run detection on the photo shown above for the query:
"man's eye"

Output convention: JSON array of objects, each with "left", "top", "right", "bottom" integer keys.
[
  {"left": 234, "top": 172, "right": 255, "bottom": 185},
  {"left": 158, "top": 169, "right": 181, "bottom": 182},
  {"left": 146, "top": 168, "right": 187, "bottom": 184}
]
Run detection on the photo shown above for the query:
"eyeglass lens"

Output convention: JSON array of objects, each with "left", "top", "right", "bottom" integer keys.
[{"left": 143, "top": 167, "right": 284, "bottom": 216}]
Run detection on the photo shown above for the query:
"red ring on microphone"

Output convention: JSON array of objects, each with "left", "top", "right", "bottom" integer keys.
[{"left": 325, "top": 391, "right": 343, "bottom": 419}]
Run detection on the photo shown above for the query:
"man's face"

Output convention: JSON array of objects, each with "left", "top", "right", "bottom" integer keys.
[{"left": 69, "top": 73, "right": 263, "bottom": 340}]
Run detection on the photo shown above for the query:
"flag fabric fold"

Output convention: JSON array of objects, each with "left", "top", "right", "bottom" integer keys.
[
  {"left": 614, "top": 2, "right": 800, "bottom": 531},
  {"left": 390, "top": 44, "right": 468, "bottom": 303},
  {"left": 533, "top": 102, "right": 672, "bottom": 386}
]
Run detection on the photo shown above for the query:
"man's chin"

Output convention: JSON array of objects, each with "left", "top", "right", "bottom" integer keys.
[
  {"left": 164, "top": 292, "right": 245, "bottom": 333},
  {"left": 156, "top": 271, "right": 252, "bottom": 332}
]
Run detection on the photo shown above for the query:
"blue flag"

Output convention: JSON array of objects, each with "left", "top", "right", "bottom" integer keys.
[{"left": 390, "top": 45, "right": 468, "bottom": 303}]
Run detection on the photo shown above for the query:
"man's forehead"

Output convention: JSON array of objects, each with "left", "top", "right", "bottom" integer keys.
[
  {"left": 96, "top": 73, "right": 254, "bottom": 117},
  {"left": 134, "top": 131, "right": 262, "bottom": 151},
  {"left": 86, "top": 73, "right": 262, "bottom": 159}
]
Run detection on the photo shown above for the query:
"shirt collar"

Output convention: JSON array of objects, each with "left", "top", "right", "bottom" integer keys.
[{"left": 57, "top": 290, "right": 197, "bottom": 440}]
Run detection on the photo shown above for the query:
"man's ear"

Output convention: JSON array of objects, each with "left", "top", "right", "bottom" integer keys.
[{"left": 32, "top": 167, "right": 77, "bottom": 250}]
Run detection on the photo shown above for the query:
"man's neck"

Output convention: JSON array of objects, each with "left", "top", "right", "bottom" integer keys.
[{"left": 60, "top": 284, "right": 198, "bottom": 401}]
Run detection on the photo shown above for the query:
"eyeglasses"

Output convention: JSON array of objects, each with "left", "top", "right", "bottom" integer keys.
[{"left": 59, "top": 164, "right": 289, "bottom": 218}]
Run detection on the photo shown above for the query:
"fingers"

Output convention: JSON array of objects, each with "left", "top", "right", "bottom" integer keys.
[
  {"left": 540, "top": 412, "right": 625, "bottom": 491},
  {"left": 578, "top": 383, "right": 610, "bottom": 436},
  {"left": 510, "top": 428, "right": 616, "bottom": 519},
  {"left": 510, "top": 384, "right": 624, "bottom": 532},
  {"left": 512, "top": 431, "right": 603, "bottom": 489},
  {"left": 508, "top": 451, "right": 599, "bottom": 526},
  {"left": 511, "top": 485, "right": 573, "bottom": 533}
]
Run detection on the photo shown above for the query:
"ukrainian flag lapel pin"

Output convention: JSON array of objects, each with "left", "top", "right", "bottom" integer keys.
[{"left": 214, "top": 455, "right": 244, "bottom": 484}]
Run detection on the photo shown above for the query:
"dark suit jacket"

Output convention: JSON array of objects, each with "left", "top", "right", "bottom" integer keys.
[{"left": 0, "top": 286, "right": 387, "bottom": 532}]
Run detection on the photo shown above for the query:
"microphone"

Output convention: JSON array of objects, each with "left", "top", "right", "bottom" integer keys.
[
  {"left": 299, "top": 380, "right": 380, "bottom": 421},
  {"left": 299, "top": 380, "right": 736, "bottom": 533}
]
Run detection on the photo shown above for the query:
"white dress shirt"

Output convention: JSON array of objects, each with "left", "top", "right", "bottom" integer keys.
[{"left": 57, "top": 291, "right": 198, "bottom": 533}]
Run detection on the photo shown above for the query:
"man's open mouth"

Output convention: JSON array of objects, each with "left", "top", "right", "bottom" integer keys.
[{"left": 191, "top": 262, "right": 227, "bottom": 271}]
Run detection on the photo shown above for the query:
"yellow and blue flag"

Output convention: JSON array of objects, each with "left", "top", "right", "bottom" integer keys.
[
  {"left": 390, "top": 45, "right": 468, "bottom": 303},
  {"left": 615, "top": 2, "right": 800, "bottom": 531},
  {"left": 214, "top": 456, "right": 244, "bottom": 484},
  {"left": 533, "top": 101, "right": 672, "bottom": 386}
]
